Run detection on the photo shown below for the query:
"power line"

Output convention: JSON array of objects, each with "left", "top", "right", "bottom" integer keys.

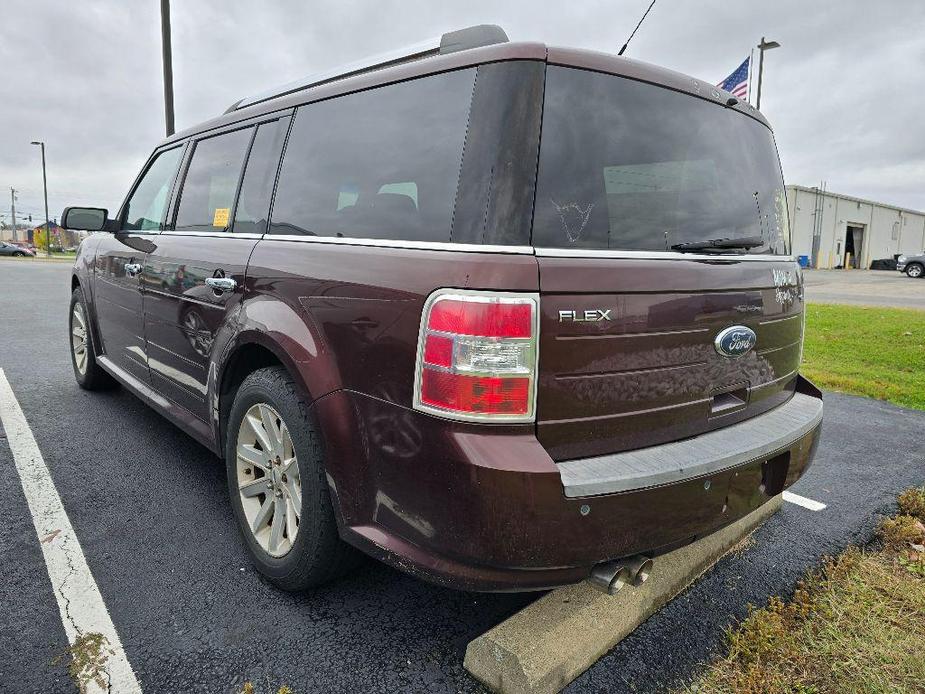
[{"left": 619, "top": 0, "right": 658, "bottom": 56}]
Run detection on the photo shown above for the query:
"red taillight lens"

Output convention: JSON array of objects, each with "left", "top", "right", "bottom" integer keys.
[
  {"left": 420, "top": 371, "right": 530, "bottom": 415},
  {"left": 422, "top": 334, "right": 453, "bottom": 368},
  {"left": 427, "top": 300, "right": 532, "bottom": 338},
  {"left": 414, "top": 291, "right": 538, "bottom": 422}
]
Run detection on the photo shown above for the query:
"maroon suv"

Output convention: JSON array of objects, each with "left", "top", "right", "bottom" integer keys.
[{"left": 63, "top": 25, "right": 822, "bottom": 593}]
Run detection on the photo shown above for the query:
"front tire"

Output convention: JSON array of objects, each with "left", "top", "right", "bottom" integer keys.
[
  {"left": 225, "top": 366, "right": 360, "bottom": 591},
  {"left": 69, "top": 287, "right": 116, "bottom": 390},
  {"left": 906, "top": 263, "right": 923, "bottom": 278}
]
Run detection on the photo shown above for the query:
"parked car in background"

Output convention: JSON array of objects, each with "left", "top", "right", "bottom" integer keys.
[
  {"left": 10, "top": 241, "right": 38, "bottom": 253},
  {"left": 0, "top": 241, "right": 35, "bottom": 257},
  {"left": 896, "top": 252, "right": 925, "bottom": 277},
  {"left": 61, "top": 25, "right": 823, "bottom": 594}
]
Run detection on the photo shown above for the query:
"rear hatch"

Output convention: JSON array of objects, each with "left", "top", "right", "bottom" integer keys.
[{"left": 531, "top": 65, "right": 802, "bottom": 461}]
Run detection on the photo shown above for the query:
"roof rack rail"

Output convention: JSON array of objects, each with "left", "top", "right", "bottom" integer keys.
[{"left": 226, "top": 24, "right": 509, "bottom": 113}]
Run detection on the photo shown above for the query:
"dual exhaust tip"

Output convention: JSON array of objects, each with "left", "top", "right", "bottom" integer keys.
[{"left": 589, "top": 555, "right": 653, "bottom": 595}]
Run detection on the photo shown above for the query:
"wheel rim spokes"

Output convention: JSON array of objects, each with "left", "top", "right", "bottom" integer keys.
[
  {"left": 71, "top": 304, "right": 88, "bottom": 374},
  {"left": 236, "top": 403, "right": 301, "bottom": 557}
]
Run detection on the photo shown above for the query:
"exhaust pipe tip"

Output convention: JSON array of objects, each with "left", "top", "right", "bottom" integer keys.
[
  {"left": 589, "top": 555, "right": 653, "bottom": 594},
  {"left": 589, "top": 561, "right": 632, "bottom": 595},
  {"left": 626, "top": 555, "right": 653, "bottom": 586}
]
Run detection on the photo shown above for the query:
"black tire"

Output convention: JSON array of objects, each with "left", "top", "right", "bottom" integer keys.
[
  {"left": 13, "top": 251, "right": 25, "bottom": 257},
  {"left": 906, "top": 263, "right": 924, "bottom": 278},
  {"left": 69, "top": 287, "right": 117, "bottom": 390},
  {"left": 225, "top": 366, "right": 361, "bottom": 591}
]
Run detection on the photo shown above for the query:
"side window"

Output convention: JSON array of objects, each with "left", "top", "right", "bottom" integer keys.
[
  {"left": 174, "top": 127, "right": 253, "bottom": 232},
  {"left": 232, "top": 120, "right": 287, "bottom": 235},
  {"left": 123, "top": 147, "right": 184, "bottom": 231},
  {"left": 269, "top": 68, "right": 476, "bottom": 242}
]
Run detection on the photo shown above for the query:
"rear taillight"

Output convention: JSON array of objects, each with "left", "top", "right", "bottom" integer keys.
[{"left": 413, "top": 290, "right": 539, "bottom": 422}]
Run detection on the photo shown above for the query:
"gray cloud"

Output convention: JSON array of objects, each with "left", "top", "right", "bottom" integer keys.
[{"left": 2, "top": 0, "right": 923, "bottom": 224}]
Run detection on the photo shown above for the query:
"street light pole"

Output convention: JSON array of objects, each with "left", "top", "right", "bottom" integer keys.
[
  {"left": 30, "top": 141, "right": 50, "bottom": 258},
  {"left": 9, "top": 188, "right": 17, "bottom": 242},
  {"left": 755, "top": 36, "right": 781, "bottom": 111},
  {"left": 160, "top": 0, "right": 175, "bottom": 136}
]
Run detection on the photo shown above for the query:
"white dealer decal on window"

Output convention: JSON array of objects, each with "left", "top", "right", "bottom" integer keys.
[{"left": 772, "top": 268, "right": 798, "bottom": 306}]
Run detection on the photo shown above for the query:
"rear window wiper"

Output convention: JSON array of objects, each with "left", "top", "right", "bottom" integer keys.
[{"left": 670, "top": 235, "right": 765, "bottom": 252}]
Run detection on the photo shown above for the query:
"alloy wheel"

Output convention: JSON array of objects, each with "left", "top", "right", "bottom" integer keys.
[
  {"left": 236, "top": 403, "right": 302, "bottom": 557},
  {"left": 71, "top": 302, "right": 89, "bottom": 375},
  {"left": 909, "top": 264, "right": 923, "bottom": 278}
]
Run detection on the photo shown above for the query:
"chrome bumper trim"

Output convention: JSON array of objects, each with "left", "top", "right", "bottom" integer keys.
[{"left": 557, "top": 392, "right": 823, "bottom": 497}]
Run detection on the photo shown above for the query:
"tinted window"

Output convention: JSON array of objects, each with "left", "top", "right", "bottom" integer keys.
[
  {"left": 533, "top": 67, "right": 791, "bottom": 254},
  {"left": 175, "top": 127, "right": 253, "bottom": 232},
  {"left": 269, "top": 68, "right": 476, "bottom": 242},
  {"left": 232, "top": 120, "right": 287, "bottom": 235},
  {"left": 123, "top": 147, "right": 183, "bottom": 231}
]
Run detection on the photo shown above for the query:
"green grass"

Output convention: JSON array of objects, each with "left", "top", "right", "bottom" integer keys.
[
  {"left": 802, "top": 303, "right": 925, "bottom": 410},
  {"left": 687, "top": 487, "right": 925, "bottom": 694}
]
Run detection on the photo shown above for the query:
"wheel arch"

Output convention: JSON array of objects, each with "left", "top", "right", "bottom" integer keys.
[{"left": 215, "top": 330, "right": 339, "bottom": 456}]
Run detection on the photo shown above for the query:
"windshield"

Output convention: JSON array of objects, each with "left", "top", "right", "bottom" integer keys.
[{"left": 532, "top": 66, "right": 790, "bottom": 254}]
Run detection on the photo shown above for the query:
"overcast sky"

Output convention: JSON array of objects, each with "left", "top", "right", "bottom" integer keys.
[{"left": 2, "top": 0, "right": 923, "bottom": 226}]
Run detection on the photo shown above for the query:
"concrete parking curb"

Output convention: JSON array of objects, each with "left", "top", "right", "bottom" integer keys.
[{"left": 464, "top": 494, "right": 783, "bottom": 694}]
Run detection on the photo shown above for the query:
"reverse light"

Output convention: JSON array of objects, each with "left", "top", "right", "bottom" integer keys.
[{"left": 413, "top": 290, "right": 539, "bottom": 422}]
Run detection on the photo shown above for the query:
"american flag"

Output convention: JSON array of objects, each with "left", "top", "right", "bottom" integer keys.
[{"left": 718, "top": 57, "right": 750, "bottom": 101}]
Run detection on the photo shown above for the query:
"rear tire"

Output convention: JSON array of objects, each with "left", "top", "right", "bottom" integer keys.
[
  {"left": 906, "top": 263, "right": 923, "bottom": 278},
  {"left": 225, "top": 366, "right": 361, "bottom": 591},
  {"left": 69, "top": 287, "right": 117, "bottom": 390},
  {"left": 13, "top": 251, "right": 25, "bottom": 257}
]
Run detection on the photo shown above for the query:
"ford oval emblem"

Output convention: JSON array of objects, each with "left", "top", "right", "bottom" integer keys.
[{"left": 714, "top": 325, "right": 757, "bottom": 358}]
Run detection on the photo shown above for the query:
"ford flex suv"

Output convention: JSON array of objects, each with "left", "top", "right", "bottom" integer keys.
[{"left": 62, "top": 25, "right": 822, "bottom": 593}]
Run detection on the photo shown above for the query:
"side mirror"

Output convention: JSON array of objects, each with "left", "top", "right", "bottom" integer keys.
[{"left": 61, "top": 206, "right": 110, "bottom": 231}]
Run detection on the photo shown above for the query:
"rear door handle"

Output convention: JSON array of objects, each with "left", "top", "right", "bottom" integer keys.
[
  {"left": 125, "top": 263, "right": 142, "bottom": 276},
  {"left": 205, "top": 277, "right": 238, "bottom": 293}
]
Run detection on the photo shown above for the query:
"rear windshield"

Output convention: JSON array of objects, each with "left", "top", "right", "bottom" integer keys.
[{"left": 532, "top": 66, "right": 791, "bottom": 254}]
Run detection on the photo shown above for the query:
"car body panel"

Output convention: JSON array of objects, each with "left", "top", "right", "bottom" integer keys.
[
  {"left": 142, "top": 233, "right": 258, "bottom": 422},
  {"left": 535, "top": 258, "right": 803, "bottom": 459},
  {"left": 92, "top": 232, "right": 154, "bottom": 384}
]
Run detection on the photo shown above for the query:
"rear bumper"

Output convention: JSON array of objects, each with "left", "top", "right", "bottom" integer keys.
[
  {"left": 316, "top": 377, "right": 823, "bottom": 592},
  {"left": 558, "top": 391, "right": 822, "bottom": 497}
]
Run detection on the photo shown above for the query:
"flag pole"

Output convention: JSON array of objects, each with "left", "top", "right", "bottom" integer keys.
[{"left": 747, "top": 48, "right": 755, "bottom": 103}]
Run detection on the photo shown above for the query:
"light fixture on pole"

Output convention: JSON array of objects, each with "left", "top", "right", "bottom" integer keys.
[
  {"left": 30, "top": 141, "right": 51, "bottom": 258},
  {"left": 755, "top": 37, "right": 780, "bottom": 111}
]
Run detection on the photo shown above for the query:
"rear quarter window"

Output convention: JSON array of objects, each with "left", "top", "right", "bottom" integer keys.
[{"left": 269, "top": 68, "right": 476, "bottom": 243}]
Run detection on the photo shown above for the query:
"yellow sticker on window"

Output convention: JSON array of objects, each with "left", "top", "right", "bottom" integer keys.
[{"left": 212, "top": 207, "right": 230, "bottom": 227}]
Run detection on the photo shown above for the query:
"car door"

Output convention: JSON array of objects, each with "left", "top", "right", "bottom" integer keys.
[
  {"left": 92, "top": 145, "right": 184, "bottom": 385},
  {"left": 142, "top": 115, "right": 289, "bottom": 422}
]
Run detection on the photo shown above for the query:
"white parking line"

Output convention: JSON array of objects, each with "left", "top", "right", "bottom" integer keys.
[
  {"left": 0, "top": 369, "right": 141, "bottom": 693},
  {"left": 782, "top": 490, "right": 828, "bottom": 511}
]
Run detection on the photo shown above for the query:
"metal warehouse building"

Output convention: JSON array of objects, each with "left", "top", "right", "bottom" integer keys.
[{"left": 786, "top": 185, "right": 925, "bottom": 269}]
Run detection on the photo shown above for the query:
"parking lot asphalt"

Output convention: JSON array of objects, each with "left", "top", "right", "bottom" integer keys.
[
  {"left": 804, "top": 268, "right": 925, "bottom": 309},
  {"left": 2, "top": 259, "right": 923, "bottom": 693}
]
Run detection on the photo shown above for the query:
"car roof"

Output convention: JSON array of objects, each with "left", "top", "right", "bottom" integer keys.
[{"left": 161, "top": 40, "right": 770, "bottom": 147}]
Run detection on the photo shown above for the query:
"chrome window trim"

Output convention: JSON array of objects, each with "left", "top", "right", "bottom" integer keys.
[
  {"left": 264, "top": 234, "right": 535, "bottom": 255},
  {"left": 534, "top": 247, "right": 795, "bottom": 262},
  {"left": 412, "top": 288, "right": 541, "bottom": 424},
  {"left": 159, "top": 230, "right": 265, "bottom": 239}
]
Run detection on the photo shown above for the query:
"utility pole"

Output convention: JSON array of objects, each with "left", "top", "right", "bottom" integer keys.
[
  {"left": 755, "top": 36, "right": 781, "bottom": 111},
  {"left": 160, "top": 0, "right": 176, "bottom": 136},
  {"left": 10, "top": 188, "right": 17, "bottom": 242},
  {"left": 30, "top": 141, "right": 50, "bottom": 257}
]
